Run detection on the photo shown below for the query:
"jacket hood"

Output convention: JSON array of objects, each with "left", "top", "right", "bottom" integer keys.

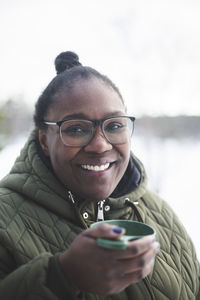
[{"left": 0, "top": 130, "right": 148, "bottom": 224}]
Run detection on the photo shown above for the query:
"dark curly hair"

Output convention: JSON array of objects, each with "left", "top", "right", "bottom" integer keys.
[{"left": 34, "top": 51, "right": 124, "bottom": 130}]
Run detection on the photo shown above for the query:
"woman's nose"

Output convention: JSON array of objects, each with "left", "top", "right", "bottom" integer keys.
[{"left": 84, "top": 128, "right": 112, "bottom": 153}]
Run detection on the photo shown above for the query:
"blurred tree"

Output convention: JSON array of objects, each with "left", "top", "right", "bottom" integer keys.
[
  {"left": 135, "top": 115, "right": 200, "bottom": 140},
  {"left": 0, "top": 97, "right": 33, "bottom": 151},
  {"left": 0, "top": 109, "right": 5, "bottom": 151}
]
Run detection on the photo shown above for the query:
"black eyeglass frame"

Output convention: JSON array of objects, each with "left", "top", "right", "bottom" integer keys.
[{"left": 43, "top": 116, "right": 136, "bottom": 147}]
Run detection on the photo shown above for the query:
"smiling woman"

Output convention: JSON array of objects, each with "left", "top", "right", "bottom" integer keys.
[
  {"left": 35, "top": 52, "right": 133, "bottom": 201},
  {"left": 0, "top": 51, "right": 199, "bottom": 300},
  {"left": 37, "top": 79, "right": 133, "bottom": 201}
]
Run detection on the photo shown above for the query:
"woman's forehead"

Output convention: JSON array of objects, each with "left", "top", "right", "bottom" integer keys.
[
  {"left": 49, "top": 79, "right": 125, "bottom": 120},
  {"left": 64, "top": 78, "right": 122, "bottom": 102}
]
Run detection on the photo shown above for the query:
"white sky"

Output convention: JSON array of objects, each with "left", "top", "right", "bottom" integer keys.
[{"left": 0, "top": 0, "right": 200, "bottom": 116}]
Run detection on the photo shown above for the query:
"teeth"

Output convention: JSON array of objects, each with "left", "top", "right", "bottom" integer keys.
[{"left": 81, "top": 163, "right": 110, "bottom": 171}]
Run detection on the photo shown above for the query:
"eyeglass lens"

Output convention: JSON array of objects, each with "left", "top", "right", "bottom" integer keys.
[{"left": 60, "top": 117, "right": 133, "bottom": 146}]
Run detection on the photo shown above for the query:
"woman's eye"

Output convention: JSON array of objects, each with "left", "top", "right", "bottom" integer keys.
[
  {"left": 106, "top": 122, "right": 124, "bottom": 132},
  {"left": 62, "top": 126, "right": 89, "bottom": 136}
]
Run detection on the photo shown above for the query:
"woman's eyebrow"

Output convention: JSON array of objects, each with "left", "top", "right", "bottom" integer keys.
[
  {"left": 61, "top": 111, "right": 125, "bottom": 121},
  {"left": 61, "top": 113, "right": 88, "bottom": 120}
]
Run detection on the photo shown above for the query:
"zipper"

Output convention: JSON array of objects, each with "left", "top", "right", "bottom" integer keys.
[
  {"left": 96, "top": 200, "right": 105, "bottom": 221},
  {"left": 67, "top": 191, "right": 105, "bottom": 227}
]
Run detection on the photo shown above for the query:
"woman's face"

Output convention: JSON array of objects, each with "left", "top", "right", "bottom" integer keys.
[{"left": 39, "top": 78, "right": 131, "bottom": 201}]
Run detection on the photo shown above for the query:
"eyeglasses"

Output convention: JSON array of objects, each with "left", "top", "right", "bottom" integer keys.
[{"left": 43, "top": 116, "right": 135, "bottom": 147}]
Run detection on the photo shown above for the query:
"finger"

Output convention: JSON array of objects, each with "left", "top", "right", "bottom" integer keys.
[
  {"left": 114, "top": 235, "right": 157, "bottom": 259},
  {"left": 82, "top": 224, "right": 126, "bottom": 240},
  {"left": 116, "top": 241, "right": 160, "bottom": 274},
  {"left": 125, "top": 256, "right": 155, "bottom": 282},
  {"left": 105, "top": 257, "right": 156, "bottom": 295},
  {"left": 114, "top": 256, "right": 156, "bottom": 293}
]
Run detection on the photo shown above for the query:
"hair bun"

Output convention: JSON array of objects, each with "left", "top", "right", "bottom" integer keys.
[{"left": 54, "top": 51, "right": 82, "bottom": 74}]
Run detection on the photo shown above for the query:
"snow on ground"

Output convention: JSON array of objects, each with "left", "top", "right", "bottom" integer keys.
[{"left": 0, "top": 134, "right": 199, "bottom": 259}]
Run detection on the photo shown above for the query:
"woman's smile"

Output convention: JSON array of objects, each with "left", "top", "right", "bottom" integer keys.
[{"left": 81, "top": 163, "right": 110, "bottom": 172}]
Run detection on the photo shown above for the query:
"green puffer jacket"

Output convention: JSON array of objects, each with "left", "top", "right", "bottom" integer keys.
[{"left": 0, "top": 131, "right": 199, "bottom": 300}]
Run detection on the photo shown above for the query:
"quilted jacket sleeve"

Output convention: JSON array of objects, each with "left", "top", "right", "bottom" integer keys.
[
  {"left": 0, "top": 246, "right": 81, "bottom": 300},
  {"left": 197, "top": 277, "right": 200, "bottom": 300}
]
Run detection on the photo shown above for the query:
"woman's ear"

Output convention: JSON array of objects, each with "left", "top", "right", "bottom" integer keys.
[{"left": 38, "top": 129, "right": 50, "bottom": 156}]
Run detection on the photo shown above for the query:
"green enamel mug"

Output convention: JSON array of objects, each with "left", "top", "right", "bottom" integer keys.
[{"left": 90, "top": 220, "right": 156, "bottom": 250}]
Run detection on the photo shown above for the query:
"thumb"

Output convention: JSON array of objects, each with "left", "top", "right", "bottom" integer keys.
[{"left": 82, "top": 223, "right": 126, "bottom": 240}]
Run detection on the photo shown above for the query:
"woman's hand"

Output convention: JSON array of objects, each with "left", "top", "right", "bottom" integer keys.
[{"left": 58, "top": 224, "right": 160, "bottom": 295}]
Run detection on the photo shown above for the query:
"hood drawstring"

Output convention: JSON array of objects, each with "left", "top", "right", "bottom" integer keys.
[
  {"left": 97, "top": 200, "right": 105, "bottom": 221},
  {"left": 68, "top": 191, "right": 75, "bottom": 204}
]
